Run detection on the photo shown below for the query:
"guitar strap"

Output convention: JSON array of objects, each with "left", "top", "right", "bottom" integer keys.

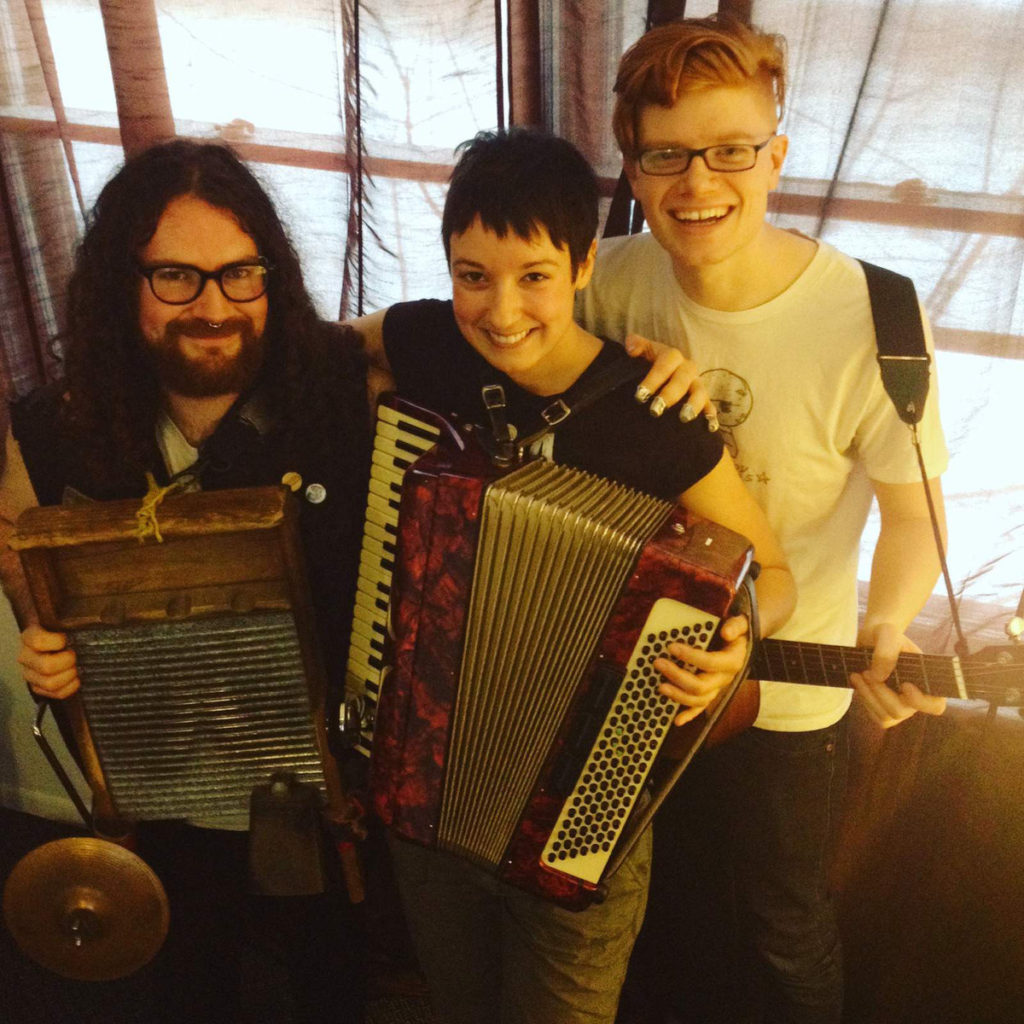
[
  {"left": 857, "top": 259, "right": 931, "bottom": 426},
  {"left": 859, "top": 260, "right": 968, "bottom": 655}
]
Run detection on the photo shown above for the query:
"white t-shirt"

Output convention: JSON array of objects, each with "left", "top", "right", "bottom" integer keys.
[
  {"left": 577, "top": 233, "right": 949, "bottom": 731},
  {"left": 156, "top": 409, "right": 199, "bottom": 477}
]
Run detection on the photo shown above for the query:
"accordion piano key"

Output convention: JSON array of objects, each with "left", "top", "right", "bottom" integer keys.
[{"left": 344, "top": 399, "right": 444, "bottom": 755}]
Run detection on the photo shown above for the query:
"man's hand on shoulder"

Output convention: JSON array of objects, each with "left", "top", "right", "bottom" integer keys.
[
  {"left": 19, "top": 624, "right": 80, "bottom": 699},
  {"left": 623, "top": 334, "right": 718, "bottom": 430},
  {"left": 850, "top": 621, "right": 946, "bottom": 728}
]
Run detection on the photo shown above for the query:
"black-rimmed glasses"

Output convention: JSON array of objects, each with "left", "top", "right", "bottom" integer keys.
[
  {"left": 638, "top": 136, "right": 775, "bottom": 176},
  {"left": 137, "top": 259, "right": 271, "bottom": 305}
]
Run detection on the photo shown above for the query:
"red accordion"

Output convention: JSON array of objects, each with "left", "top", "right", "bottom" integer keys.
[{"left": 346, "top": 399, "right": 754, "bottom": 909}]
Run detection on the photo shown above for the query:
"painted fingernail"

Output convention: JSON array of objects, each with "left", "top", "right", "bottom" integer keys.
[
  {"left": 679, "top": 402, "right": 696, "bottom": 423},
  {"left": 650, "top": 396, "right": 666, "bottom": 418},
  {"left": 707, "top": 415, "right": 720, "bottom": 433},
  {"left": 635, "top": 384, "right": 651, "bottom": 404}
]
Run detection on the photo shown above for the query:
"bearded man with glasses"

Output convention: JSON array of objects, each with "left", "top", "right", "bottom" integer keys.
[
  {"left": 0, "top": 140, "right": 371, "bottom": 1023},
  {"left": 576, "top": 14, "right": 949, "bottom": 1024}
]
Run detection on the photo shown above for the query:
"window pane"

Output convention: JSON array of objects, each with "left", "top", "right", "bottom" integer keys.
[
  {"left": 359, "top": 1, "right": 498, "bottom": 152},
  {"left": 778, "top": 1, "right": 1024, "bottom": 194},
  {"left": 40, "top": 0, "right": 117, "bottom": 117},
  {"left": 159, "top": 1, "right": 346, "bottom": 137}
]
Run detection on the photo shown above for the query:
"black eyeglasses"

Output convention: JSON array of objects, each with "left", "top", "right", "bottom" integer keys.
[
  {"left": 637, "top": 136, "right": 775, "bottom": 176},
  {"left": 137, "top": 259, "right": 271, "bottom": 305}
]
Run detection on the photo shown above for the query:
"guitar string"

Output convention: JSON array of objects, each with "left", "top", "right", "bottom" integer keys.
[{"left": 753, "top": 641, "right": 1020, "bottom": 700}]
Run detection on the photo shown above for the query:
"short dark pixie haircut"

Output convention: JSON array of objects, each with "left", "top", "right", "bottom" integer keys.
[{"left": 441, "top": 128, "right": 599, "bottom": 279}]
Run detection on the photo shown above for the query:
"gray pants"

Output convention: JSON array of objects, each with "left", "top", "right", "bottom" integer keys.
[{"left": 389, "top": 830, "right": 651, "bottom": 1024}]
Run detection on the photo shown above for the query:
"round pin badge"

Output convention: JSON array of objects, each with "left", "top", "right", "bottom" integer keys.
[{"left": 304, "top": 482, "right": 327, "bottom": 504}]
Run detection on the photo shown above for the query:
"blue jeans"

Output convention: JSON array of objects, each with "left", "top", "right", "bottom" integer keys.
[{"left": 617, "top": 720, "right": 848, "bottom": 1024}]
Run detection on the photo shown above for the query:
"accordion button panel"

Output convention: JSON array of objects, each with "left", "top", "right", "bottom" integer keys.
[
  {"left": 539, "top": 597, "right": 720, "bottom": 885},
  {"left": 345, "top": 402, "right": 441, "bottom": 756}
]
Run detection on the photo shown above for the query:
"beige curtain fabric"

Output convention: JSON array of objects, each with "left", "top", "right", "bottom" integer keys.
[
  {"left": 98, "top": 0, "right": 174, "bottom": 155},
  {"left": 0, "top": 0, "right": 82, "bottom": 394},
  {"left": 0, "top": 0, "right": 1021, "bottom": 642}
]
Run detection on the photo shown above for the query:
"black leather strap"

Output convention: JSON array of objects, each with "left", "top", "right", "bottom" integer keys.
[
  {"left": 478, "top": 353, "right": 649, "bottom": 463},
  {"left": 858, "top": 259, "right": 930, "bottom": 425}
]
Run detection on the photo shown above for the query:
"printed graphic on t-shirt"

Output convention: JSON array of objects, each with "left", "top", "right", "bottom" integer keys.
[
  {"left": 701, "top": 368, "right": 751, "bottom": 431},
  {"left": 699, "top": 368, "right": 769, "bottom": 486}
]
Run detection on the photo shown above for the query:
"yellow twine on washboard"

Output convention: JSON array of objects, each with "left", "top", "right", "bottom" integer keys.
[{"left": 134, "top": 472, "right": 191, "bottom": 543}]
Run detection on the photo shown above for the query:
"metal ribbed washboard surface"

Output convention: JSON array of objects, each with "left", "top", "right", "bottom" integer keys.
[{"left": 73, "top": 612, "right": 324, "bottom": 827}]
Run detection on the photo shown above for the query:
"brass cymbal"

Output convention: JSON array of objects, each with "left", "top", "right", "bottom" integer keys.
[{"left": 2, "top": 836, "right": 169, "bottom": 981}]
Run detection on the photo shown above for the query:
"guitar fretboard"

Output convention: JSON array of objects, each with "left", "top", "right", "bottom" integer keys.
[{"left": 752, "top": 639, "right": 974, "bottom": 699}]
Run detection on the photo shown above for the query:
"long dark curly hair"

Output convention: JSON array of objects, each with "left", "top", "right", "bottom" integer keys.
[{"left": 61, "top": 139, "right": 363, "bottom": 492}]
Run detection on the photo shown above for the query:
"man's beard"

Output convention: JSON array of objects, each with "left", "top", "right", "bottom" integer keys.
[{"left": 144, "top": 318, "right": 267, "bottom": 398}]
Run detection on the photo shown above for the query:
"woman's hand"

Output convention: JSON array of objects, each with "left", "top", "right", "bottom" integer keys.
[{"left": 654, "top": 614, "right": 749, "bottom": 726}]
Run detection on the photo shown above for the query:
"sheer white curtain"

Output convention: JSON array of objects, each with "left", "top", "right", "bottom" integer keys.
[
  {"left": 546, "top": 0, "right": 1024, "bottom": 649},
  {"left": 0, "top": 0, "right": 508, "bottom": 396},
  {"left": 2, "top": 0, "right": 1022, "bottom": 780},
  {"left": 769, "top": 1, "right": 1024, "bottom": 647}
]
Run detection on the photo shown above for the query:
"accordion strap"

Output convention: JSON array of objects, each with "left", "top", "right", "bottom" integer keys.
[{"left": 479, "top": 352, "right": 648, "bottom": 463}]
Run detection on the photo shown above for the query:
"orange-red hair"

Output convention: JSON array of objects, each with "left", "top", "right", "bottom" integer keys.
[{"left": 613, "top": 15, "right": 787, "bottom": 159}]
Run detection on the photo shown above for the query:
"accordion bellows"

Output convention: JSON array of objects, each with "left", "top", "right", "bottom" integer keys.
[{"left": 348, "top": 400, "right": 754, "bottom": 908}]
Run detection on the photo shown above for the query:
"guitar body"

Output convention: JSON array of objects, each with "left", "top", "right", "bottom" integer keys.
[
  {"left": 706, "top": 678, "right": 762, "bottom": 748},
  {"left": 659, "top": 678, "right": 760, "bottom": 758}
]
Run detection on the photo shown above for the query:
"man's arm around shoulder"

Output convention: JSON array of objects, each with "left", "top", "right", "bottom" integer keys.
[{"left": 343, "top": 309, "right": 395, "bottom": 407}]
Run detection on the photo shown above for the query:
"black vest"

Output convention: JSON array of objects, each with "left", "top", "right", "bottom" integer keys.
[{"left": 10, "top": 353, "right": 371, "bottom": 711}]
